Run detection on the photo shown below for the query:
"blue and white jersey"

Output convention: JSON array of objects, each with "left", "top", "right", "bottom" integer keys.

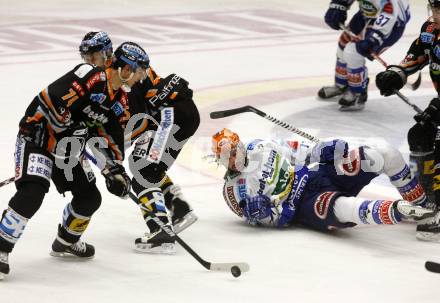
[
  {"left": 360, "top": 0, "right": 410, "bottom": 38},
  {"left": 222, "top": 139, "right": 310, "bottom": 227}
]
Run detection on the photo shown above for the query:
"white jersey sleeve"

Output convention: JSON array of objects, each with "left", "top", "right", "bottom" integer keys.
[
  {"left": 222, "top": 139, "right": 309, "bottom": 227},
  {"left": 366, "top": 0, "right": 410, "bottom": 39}
]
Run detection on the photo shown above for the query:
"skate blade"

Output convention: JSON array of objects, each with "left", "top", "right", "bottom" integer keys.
[
  {"left": 173, "top": 212, "right": 198, "bottom": 234},
  {"left": 339, "top": 104, "right": 365, "bottom": 112},
  {"left": 0, "top": 272, "right": 5, "bottom": 280},
  {"left": 416, "top": 232, "right": 440, "bottom": 242},
  {"left": 134, "top": 243, "right": 176, "bottom": 255},
  {"left": 50, "top": 251, "right": 94, "bottom": 260}
]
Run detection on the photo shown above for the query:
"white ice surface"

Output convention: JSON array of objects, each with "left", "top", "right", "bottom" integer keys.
[{"left": 0, "top": 0, "right": 440, "bottom": 302}]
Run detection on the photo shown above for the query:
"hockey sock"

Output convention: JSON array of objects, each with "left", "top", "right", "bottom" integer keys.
[
  {"left": 137, "top": 188, "right": 172, "bottom": 232},
  {"left": 58, "top": 203, "right": 91, "bottom": 244},
  {"left": 334, "top": 196, "right": 401, "bottom": 225},
  {"left": 0, "top": 207, "right": 29, "bottom": 252},
  {"left": 346, "top": 65, "right": 368, "bottom": 94},
  {"left": 335, "top": 58, "right": 348, "bottom": 88}
]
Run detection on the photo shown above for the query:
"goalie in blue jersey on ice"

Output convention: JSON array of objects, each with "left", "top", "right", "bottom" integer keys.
[{"left": 211, "top": 128, "right": 440, "bottom": 240}]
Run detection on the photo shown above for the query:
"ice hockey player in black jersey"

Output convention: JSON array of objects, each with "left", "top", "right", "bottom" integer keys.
[
  {"left": 78, "top": 31, "right": 200, "bottom": 254},
  {"left": 0, "top": 41, "right": 149, "bottom": 280},
  {"left": 128, "top": 59, "right": 200, "bottom": 254},
  {"left": 376, "top": 0, "right": 440, "bottom": 237}
]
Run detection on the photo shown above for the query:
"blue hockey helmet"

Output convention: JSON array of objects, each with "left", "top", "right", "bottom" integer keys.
[{"left": 79, "top": 31, "right": 113, "bottom": 55}]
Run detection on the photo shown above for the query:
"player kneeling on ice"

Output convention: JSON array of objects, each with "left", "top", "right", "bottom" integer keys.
[{"left": 211, "top": 128, "right": 440, "bottom": 238}]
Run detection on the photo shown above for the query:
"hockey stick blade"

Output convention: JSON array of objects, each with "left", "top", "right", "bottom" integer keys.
[
  {"left": 210, "top": 106, "right": 260, "bottom": 119},
  {"left": 128, "top": 192, "right": 250, "bottom": 274},
  {"left": 425, "top": 261, "right": 440, "bottom": 273},
  {"left": 209, "top": 262, "right": 250, "bottom": 272},
  {"left": 409, "top": 72, "right": 422, "bottom": 91}
]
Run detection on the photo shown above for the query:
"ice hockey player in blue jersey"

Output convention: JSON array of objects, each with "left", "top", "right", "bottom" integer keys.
[
  {"left": 211, "top": 128, "right": 440, "bottom": 240},
  {"left": 318, "top": 0, "right": 410, "bottom": 111}
]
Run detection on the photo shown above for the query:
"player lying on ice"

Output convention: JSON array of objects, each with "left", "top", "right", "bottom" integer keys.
[{"left": 211, "top": 128, "right": 440, "bottom": 239}]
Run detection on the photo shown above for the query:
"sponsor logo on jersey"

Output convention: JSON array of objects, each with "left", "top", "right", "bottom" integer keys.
[
  {"left": 246, "top": 139, "right": 262, "bottom": 151},
  {"left": 85, "top": 72, "right": 106, "bottom": 90},
  {"left": 339, "top": 149, "right": 361, "bottom": 176},
  {"left": 111, "top": 101, "right": 124, "bottom": 116},
  {"left": 90, "top": 93, "right": 106, "bottom": 104},
  {"left": 421, "top": 32, "right": 435, "bottom": 44},
  {"left": 132, "top": 146, "right": 148, "bottom": 158},
  {"left": 82, "top": 105, "right": 109, "bottom": 124},
  {"left": 431, "top": 62, "right": 440, "bottom": 75},
  {"left": 237, "top": 178, "right": 247, "bottom": 200},
  {"left": 290, "top": 173, "right": 308, "bottom": 202},
  {"left": 257, "top": 150, "right": 277, "bottom": 195},
  {"left": 147, "top": 108, "right": 174, "bottom": 163},
  {"left": 148, "top": 75, "right": 181, "bottom": 107},
  {"left": 225, "top": 185, "right": 243, "bottom": 217},
  {"left": 383, "top": 1, "right": 393, "bottom": 14},
  {"left": 314, "top": 191, "right": 336, "bottom": 219},
  {"left": 359, "top": 0, "right": 378, "bottom": 18},
  {"left": 27, "top": 153, "right": 53, "bottom": 181},
  {"left": 14, "top": 137, "right": 25, "bottom": 180},
  {"left": 72, "top": 81, "right": 85, "bottom": 96},
  {"left": 426, "top": 23, "right": 436, "bottom": 33},
  {"left": 434, "top": 45, "right": 440, "bottom": 59}
]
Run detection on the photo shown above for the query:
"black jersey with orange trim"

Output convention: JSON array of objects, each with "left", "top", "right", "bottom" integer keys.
[
  {"left": 400, "top": 19, "right": 440, "bottom": 92},
  {"left": 126, "top": 67, "right": 191, "bottom": 144},
  {"left": 20, "top": 63, "right": 125, "bottom": 162}
]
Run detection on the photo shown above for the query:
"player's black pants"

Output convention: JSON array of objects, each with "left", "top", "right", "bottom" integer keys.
[
  {"left": 0, "top": 137, "right": 101, "bottom": 253},
  {"left": 130, "top": 98, "right": 200, "bottom": 195}
]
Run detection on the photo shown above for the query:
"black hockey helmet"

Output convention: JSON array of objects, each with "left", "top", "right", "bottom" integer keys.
[
  {"left": 112, "top": 42, "right": 149, "bottom": 71},
  {"left": 429, "top": 0, "right": 440, "bottom": 8},
  {"left": 79, "top": 31, "right": 113, "bottom": 54}
]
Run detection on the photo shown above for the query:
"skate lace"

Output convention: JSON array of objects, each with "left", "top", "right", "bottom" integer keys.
[{"left": 70, "top": 241, "right": 87, "bottom": 253}]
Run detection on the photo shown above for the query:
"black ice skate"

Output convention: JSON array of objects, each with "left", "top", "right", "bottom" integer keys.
[
  {"left": 416, "top": 211, "right": 440, "bottom": 242},
  {"left": 50, "top": 237, "right": 95, "bottom": 259},
  {"left": 135, "top": 219, "right": 176, "bottom": 254},
  {"left": 164, "top": 185, "right": 198, "bottom": 234},
  {"left": 338, "top": 90, "right": 368, "bottom": 111},
  {"left": 317, "top": 85, "right": 347, "bottom": 99},
  {"left": 0, "top": 251, "right": 9, "bottom": 280}
]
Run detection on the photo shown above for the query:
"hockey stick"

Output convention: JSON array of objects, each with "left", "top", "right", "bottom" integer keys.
[
  {"left": 83, "top": 150, "right": 250, "bottom": 276},
  {"left": 209, "top": 106, "right": 320, "bottom": 143},
  {"left": 0, "top": 177, "right": 14, "bottom": 188},
  {"left": 128, "top": 192, "right": 250, "bottom": 276},
  {"left": 425, "top": 261, "right": 440, "bottom": 273},
  {"left": 340, "top": 24, "right": 421, "bottom": 90}
]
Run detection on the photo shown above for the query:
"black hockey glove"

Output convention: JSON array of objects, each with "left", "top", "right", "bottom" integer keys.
[
  {"left": 414, "top": 98, "right": 440, "bottom": 125},
  {"left": 325, "top": 0, "right": 349, "bottom": 30},
  {"left": 375, "top": 65, "right": 407, "bottom": 96},
  {"left": 102, "top": 164, "right": 131, "bottom": 198}
]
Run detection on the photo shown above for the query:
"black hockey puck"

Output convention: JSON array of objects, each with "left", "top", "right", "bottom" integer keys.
[
  {"left": 425, "top": 261, "right": 440, "bottom": 273},
  {"left": 231, "top": 266, "right": 241, "bottom": 278}
]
